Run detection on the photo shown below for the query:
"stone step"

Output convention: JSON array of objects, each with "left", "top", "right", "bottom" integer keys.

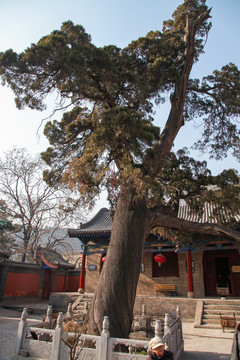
[
  {"left": 81, "top": 297, "right": 93, "bottom": 302},
  {"left": 81, "top": 293, "right": 94, "bottom": 299},
  {"left": 79, "top": 299, "right": 93, "bottom": 304},
  {"left": 72, "top": 310, "right": 84, "bottom": 316},
  {"left": 200, "top": 300, "right": 240, "bottom": 328},
  {"left": 204, "top": 310, "right": 240, "bottom": 317},
  {"left": 203, "top": 308, "right": 239, "bottom": 313},
  {"left": 203, "top": 307, "right": 239, "bottom": 311},
  {"left": 81, "top": 298, "right": 93, "bottom": 303},
  {"left": 71, "top": 294, "right": 93, "bottom": 316},
  {"left": 203, "top": 310, "right": 239, "bottom": 317},
  {"left": 204, "top": 300, "right": 240, "bottom": 304},
  {"left": 202, "top": 314, "right": 240, "bottom": 321},
  {"left": 204, "top": 304, "right": 240, "bottom": 310},
  {"left": 72, "top": 296, "right": 93, "bottom": 317},
  {"left": 77, "top": 300, "right": 92, "bottom": 307},
  {"left": 202, "top": 319, "right": 224, "bottom": 327},
  {"left": 204, "top": 299, "right": 240, "bottom": 304},
  {"left": 204, "top": 300, "right": 240, "bottom": 305},
  {"left": 204, "top": 299, "right": 240, "bottom": 302},
  {"left": 215, "top": 300, "right": 240, "bottom": 302}
]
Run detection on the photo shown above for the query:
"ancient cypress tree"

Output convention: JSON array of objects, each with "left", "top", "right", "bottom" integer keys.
[{"left": 0, "top": 0, "right": 240, "bottom": 337}]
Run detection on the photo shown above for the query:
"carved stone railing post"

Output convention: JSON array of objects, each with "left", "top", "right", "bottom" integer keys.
[
  {"left": 138, "top": 304, "right": 147, "bottom": 337},
  {"left": 170, "top": 311, "right": 176, "bottom": 354},
  {"left": 65, "top": 303, "right": 73, "bottom": 321},
  {"left": 14, "top": 308, "right": 28, "bottom": 357},
  {"left": 97, "top": 316, "right": 110, "bottom": 360},
  {"left": 51, "top": 312, "right": 63, "bottom": 360},
  {"left": 171, "top": 309, "right": 176, "bottom": 323},
  {"left": 45, "top": 305, "right": 53, "bottom": 329},
  {"left": 164, "top": 313, "right": 170, "bottom": 336},
  {"left": 84, "top": 301, "right": 88, "bottom": 313},
  {"left": 176, "top": 306, "right": 183, "bottom": 344},
  {"left": 154, "top": 320, "right": 162, "bottom": 338},
  {"left": 176, "top": 306, "right": 181, "bottom": 319}
]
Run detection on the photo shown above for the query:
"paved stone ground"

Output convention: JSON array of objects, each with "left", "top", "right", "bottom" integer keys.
[
  {"left": 0, "top": 304, "right": 47, "bottom": 360},
  {"left": 0, "top": 302, "right": 235, "bottom": 360},
  {"left": 181, "top": 322, "right": 233, "bottom": 359},
  {"left": 0, "top": 330, "right": 16, "bottom": 360}
]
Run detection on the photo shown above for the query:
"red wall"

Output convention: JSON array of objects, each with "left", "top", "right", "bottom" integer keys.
[
  {"left": 67, "top": 274, "right": 79, "bottom": 291},
  {"left": 55, "top": 275, "right": 65, "bottom": 292},
  {"left": 4, "top": 273, "right": 40, "bottom": 297},
  {"left": 1, "top": 262, "right": 80, "bottom": 300},
  {"left": 55, "top": 274, "right": 79, "bottom": 292}
]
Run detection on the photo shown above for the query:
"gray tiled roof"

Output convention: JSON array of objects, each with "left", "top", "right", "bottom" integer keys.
[
  {"left": 178, "top": 202, "right": 240, "bottom": 224},
  {"left": 68, "top": 203, "right": 239, "bottom": 239},
  {"left": 68, "top": 208, "right": 112, "bottom": 237}
]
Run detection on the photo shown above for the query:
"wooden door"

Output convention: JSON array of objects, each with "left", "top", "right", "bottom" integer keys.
[
  {"left": 203, "top": 254, "right": 217, "bottom": 296},
  {"left": 229, "top": 252, "right": 240, "bottom": 297},
  {"left": 203, "top": 249, "right": 240, "bottom": 297},
  {"left": 42, "top": 269, "right": 53, "bottom": 300}
]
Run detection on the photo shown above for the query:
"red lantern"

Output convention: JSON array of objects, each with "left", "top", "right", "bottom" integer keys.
[
  {"left": 102, "top": 256, "right": 106, "bottom": 263},
  {"left": 154, "top": 253, "right": 166, "bottom": 267}
]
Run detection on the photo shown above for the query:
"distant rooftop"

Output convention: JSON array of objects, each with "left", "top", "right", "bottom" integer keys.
[{"left": 37, "top": 247, "right": 75, "bottom": 269}]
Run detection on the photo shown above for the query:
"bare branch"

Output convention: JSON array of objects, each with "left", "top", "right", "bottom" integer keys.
[{"left": 149, "top": 209, "right": 240, "bottom": 242}]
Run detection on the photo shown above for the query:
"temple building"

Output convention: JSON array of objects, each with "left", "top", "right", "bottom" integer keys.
[{"left": 68, "top": 205, "right": 240, "bottom": 298}]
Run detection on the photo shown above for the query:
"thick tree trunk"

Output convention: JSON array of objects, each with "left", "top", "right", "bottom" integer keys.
[
  {"left": 84, "top": 9, "right": 213, "bottom": 338},
  {"left": 21, "top": 238, "right": 28, "bottom": 262},
  {"left": 86, "top": 187, "right": 149, "bottom": 337},
  {"left": 21, "top": 252, "right": 26, "bottom": 263}
]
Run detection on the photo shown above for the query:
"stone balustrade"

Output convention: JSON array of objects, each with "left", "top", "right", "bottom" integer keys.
[{"left": 10, "top": 304, "right": 184, "bottom": 360}]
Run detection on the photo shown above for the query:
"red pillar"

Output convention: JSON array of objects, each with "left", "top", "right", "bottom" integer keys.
[
  {"left": 78, "top": 250, "right": 86, "bottom": 293},
  {"left": 187, "top": 249, "right": 195, "bottom": 298}
]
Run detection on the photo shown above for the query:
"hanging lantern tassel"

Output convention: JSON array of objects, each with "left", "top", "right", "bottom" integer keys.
[{"left": 154, "top": 253, "right": 166, "bottom": 267}]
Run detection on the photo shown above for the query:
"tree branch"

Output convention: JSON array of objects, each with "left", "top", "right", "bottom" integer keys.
[
  {"left": 145, "top": 9, "right": 212, "bottom": 178},
  {"left": 148, "top": 209, "right": 240, "bottom": 242}
]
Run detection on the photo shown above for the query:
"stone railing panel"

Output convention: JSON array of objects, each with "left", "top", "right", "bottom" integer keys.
[
  {"left": 11, "top": 305, "right": 184, "bottom": 360},
  {"left": 60, "top": 332, "right": 99, "bottom": 360},
  {"left": 22, "top": 339, "right": 52, "bottom": 359}
]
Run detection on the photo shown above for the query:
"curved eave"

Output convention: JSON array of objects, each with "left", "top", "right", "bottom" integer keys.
[
  {"left": 68, "top": 229, "right": 111, "bottom": 238},
  {"left": 38, "top": 252, "right": 75, "bottom": 270}
]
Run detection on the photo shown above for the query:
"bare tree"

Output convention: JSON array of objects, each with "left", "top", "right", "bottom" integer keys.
[{"left": 0, "top": 148, "right": 85, "bottom": 262}]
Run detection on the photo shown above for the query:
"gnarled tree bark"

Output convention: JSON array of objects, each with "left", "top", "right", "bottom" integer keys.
[{"left": 86, "top": 188, "right": 149, "bottom": 337}]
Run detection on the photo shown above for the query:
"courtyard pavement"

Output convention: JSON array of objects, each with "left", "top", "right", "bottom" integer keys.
[
  {"left": 0, "top": 300, "right": 234, "bottom": 360},
  {"left": 181, "top": 322, "right": 233, "bottom": 359}
]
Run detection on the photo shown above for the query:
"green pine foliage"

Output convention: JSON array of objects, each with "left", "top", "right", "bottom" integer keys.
[{"left": 0, "top": 0, "right": 239, "bottom": 215}]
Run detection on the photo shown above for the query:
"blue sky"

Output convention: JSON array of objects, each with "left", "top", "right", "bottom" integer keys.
[{"left": 0, "top": 0, "right": 239, "bottom": 179}]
